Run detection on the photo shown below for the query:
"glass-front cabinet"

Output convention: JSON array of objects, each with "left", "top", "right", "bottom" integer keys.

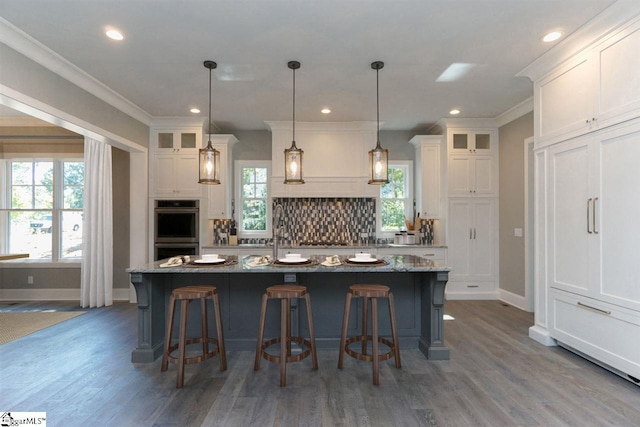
[
  {"left": 154, "top": 129, "right": 200, "bottom": 153},
  {"left": 449, "top": 130, "right": 495, "bottom": 154}
]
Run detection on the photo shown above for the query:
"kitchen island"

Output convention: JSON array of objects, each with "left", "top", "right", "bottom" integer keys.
[{"left": 128, "top": 255, "right": 450, "bottom": 363}]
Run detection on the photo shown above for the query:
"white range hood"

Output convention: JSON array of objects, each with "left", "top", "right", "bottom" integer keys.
[{"left": 266, "top": 121, "right": 382, "bottom": 197}]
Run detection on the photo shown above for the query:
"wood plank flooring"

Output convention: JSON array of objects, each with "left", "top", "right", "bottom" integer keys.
[{"left": 1, "top": 300, "right": 639, "bottom": 426}]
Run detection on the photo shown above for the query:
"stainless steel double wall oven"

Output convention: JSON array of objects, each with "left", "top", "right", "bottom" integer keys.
[{"left": 154, "top": 200, "right": 199, "bottom": 260}]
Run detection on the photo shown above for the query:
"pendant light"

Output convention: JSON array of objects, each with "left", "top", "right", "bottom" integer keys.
[
  {"left": 199, "top": 60, "right": 221, "bottom": 184},
  {"left": 284, "top": 60, "right": 304, "bottom": 184},
  {"left": 368, "top": 61, "right": 389, "bottom": 185}
]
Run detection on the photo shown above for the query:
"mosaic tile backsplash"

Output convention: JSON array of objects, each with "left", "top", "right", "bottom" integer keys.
[
  {"left": 273, "top": 197, "right": 376, "bottom": 245},
  {"left": 212, "top": 197, "right": 434, "bottom": 245}
]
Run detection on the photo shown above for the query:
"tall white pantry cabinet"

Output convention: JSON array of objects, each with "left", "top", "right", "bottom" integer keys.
[
  {"left": 430, "top": 120, "right": 499, "bottom": 300},
  {"left": 521, "top": 5, "right": 640, "bottom": 384}
]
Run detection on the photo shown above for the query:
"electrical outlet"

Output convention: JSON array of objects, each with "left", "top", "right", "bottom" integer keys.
[
  {"left": 284, "top": 273, "right": 297, "bottom": 283},
  {"left": 514, "top": 228, "right": 523, "bottom": 237},
  {"left": 27, "top": 275, "right": 34, "bottom": 284}
]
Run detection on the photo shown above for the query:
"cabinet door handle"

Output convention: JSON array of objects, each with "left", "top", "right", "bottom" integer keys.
[
  {"left": 469, "top": 228, "right": 472, "bottom": 239},
  {"left": 577, "top": 301, "right": 611, "bottom": 315},
  {"left": 593, "top": 197, "right": 598, "bottom": 234},
  {"left": 473, "top": 228, "right": 476, "bottom": 239},
  {"left": 587, "top": 198, "right": 592, "bottom": 234}
]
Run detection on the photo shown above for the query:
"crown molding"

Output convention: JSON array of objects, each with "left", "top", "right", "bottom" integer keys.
[
  {"left": 495, "top": 97, "right": 533, "bottom": 127},
  {"left": 517, "top": 1, "right": 640, "bottom": 82},
  {"left": 0, "top": 17, "right": 152, "bottom": 126}
]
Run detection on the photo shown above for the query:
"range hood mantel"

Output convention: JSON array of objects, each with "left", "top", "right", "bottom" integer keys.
[{"left": 266, "top": 121, "right": 382, "bottom": 197}]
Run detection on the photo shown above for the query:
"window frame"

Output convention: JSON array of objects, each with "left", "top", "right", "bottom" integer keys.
[
  {"left": 234, "top": 160, "right": 271, "bottom": 239},
  {"left": 377, "top": 160, "right": 413, "bottom": 238},
  {"left": 1, "top": 155, "right": 84, "bottom": 263}
]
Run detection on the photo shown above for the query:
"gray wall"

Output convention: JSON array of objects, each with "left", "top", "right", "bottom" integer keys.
[
  {"left": 381, "top": 130, "right": 416, "bottom": 161},
  {"left": 112, "top": 147, "right": 130, "bottom": 289},
  {"left": 233, "top": 130, "right": 272, "bottom": 161},
  {"left": 0, "top": 44, "right": 149, "bottom": 147},
  {"left": 498, "top": 112, "right": 533, "bottom": 297}
]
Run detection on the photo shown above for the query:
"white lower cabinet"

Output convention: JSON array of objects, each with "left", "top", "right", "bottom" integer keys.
[
  {"left": 540, "top": 119, "right": 640, "bottom": 382},
  {"left": 550, "top": 288, "right": 640, "bottom": 381},
  {"left": 446, "top": 198, "right": 497, "bottom": 299}
]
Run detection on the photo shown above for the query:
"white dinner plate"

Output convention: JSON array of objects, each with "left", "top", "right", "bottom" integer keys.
[
  {"left": 194, "top": 258, "right": 226, "bottom": 264},
  {"left": 278, "top": 257, "right": 309, "bottom": 264},
  {"left": 347, "top": 257, "right": 379, "bottom": 263}
]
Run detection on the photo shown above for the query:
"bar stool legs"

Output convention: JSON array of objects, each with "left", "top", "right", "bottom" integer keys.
[
  {"left": 161, "top": 286, "right": 226, "bottom": 388},
  {"left": 255, "top": 285, "right": 318, "bottom": 386},
  {"left": 338, "top": 284, "right": 401, "bottom": 385}
]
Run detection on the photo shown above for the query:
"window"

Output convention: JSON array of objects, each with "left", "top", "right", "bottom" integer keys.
[
  {"left": 235, "top": 160, "right": 271, "bottom": 237},
  {"left": 380, "top": 162, "right": 412, "bottom": 233},
  {"left": 1, "top": 159, "right": 84, "bottom": 260}
]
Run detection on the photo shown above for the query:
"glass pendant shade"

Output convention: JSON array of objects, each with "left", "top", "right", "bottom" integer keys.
[
  {"left": 198, "top": 141, "right": 221, "bottom": 184},
  {"left": 198, "top": 60, "right": 221, "bottom": 185},
  {"left": 284, "top": 60, "right": 304, "bottom": 185},
  {"left": 284, "top": 140, "right": 304, "bottom": 184},
  {"left": 368, "top": 140, "right": 388, "bottom": 184},
  {"left": 368, "top": 60, "right": 389, "bottom": 185}
]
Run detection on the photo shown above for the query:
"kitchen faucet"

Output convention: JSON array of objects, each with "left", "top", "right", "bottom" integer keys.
[{"left": 272, "top": 203, "right": 284, "bottom": 260}]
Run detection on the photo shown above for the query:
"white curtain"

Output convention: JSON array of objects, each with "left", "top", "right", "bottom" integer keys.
[{"left": 81, "top": 137, "right": 113, "bottom": 308}]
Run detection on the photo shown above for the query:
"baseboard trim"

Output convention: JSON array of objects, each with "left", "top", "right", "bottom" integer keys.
[
  {"left": 499, "top": 289, "right": 529, "bottom": 311},
  {"left": 445, "top": 291, "right": 499, "bottom": 300},
  {"left": 529, "top": 325, "right": 557, "bottom": 346},
  {"left": 0, "top": 288, "right": 131, "bottom": 302}
]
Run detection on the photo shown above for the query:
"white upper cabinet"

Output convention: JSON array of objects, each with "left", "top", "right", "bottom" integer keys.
[
  {"left": 150, "top": 125, "right": 203, "bottom": 198},
  {"left": 205, "top": 135, "right": 237, "bottom": 219},
  {"left": 532, "top": 16, "right": 640, "bottom": 147},
  {"left": 410, "top": 135, "right": 444, "bottom": 218},
  {"left": 444, "top": 127, "right": 498, "bottom": 197}
]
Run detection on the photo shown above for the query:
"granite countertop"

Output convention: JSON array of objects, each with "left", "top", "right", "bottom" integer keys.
[
  {"left": 202, "top": 243, "right": 447, "bottom": 249},
  {"left": 127, "top": 254, "right": 450, "bottom": 274}
]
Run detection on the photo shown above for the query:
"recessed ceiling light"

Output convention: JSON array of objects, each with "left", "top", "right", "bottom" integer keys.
[
  {"left": 105, "top": 28, "right": 124, "bottom": 41},
  {"left": 190, "top": 108, "right": 200, "bottom": 114},
  {"left": 321, "top": 108, "right": 331, "bottom": 114},
  {"left": 449, "top": 109, "right": 461, "bottom": 115},
  {"left": 542, "top": 31, "right": 562, "bottom": 43}
]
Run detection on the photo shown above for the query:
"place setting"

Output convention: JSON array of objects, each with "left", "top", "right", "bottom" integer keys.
[
  {"left": 343, "top": 252, "right": 388, "bottom": 266},
  {"left": 272, "top": 253, "right": 316, "bottom": 266},
  {"left": 184, "top": 254, "right": 237, "bottom": 267}
]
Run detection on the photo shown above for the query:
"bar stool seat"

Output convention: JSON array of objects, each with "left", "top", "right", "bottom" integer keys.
[
  {"left": 254, "top": 285, "right": 318, "bottom": 386},
  {"left": 338, "top": 284, "right": 401, "bottom": 385},
  {"left": 161, "top": 285, "right": 227, "bottom": 388}
]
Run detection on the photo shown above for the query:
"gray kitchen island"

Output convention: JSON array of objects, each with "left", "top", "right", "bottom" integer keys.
[{"left": 127, "top": 255, "right": 450, "bottom": 363}]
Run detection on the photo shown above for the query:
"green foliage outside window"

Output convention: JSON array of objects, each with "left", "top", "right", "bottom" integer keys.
[
  {"left": 381, "top": 167, "right": 407, "bottom": 231},
  {"left": 241, "top": 167, "right": 267, "bottom": 231}
]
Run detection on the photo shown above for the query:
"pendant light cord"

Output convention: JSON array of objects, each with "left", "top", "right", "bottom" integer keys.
[
  {"left": 292, "top": 66, "right": 296, "bottom": 142},
  {"left": 376, "top": 66, "right": 380, "bottom": 144},
  {"left": 208, "top": 66, "right": 212, "bottom": 137}
]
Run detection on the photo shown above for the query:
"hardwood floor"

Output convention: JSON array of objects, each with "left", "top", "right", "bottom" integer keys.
[{"left": 1, "top": 300, "right": 639, "bottom": 426}]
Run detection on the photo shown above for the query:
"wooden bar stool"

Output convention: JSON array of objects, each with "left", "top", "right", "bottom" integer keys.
[
  {"left": 338, "top": 284, "right": 401, "bottom": 385},
  {"left": 161, "top": 285, "right": 227, "bottom": 388},
  {"left": 254, "top": 285, "right": 318, "bottom": 386}
]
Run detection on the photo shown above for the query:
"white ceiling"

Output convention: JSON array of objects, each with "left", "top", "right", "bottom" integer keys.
[{"left": 0, "top": 0, "right": 617, "bottom": 132}]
